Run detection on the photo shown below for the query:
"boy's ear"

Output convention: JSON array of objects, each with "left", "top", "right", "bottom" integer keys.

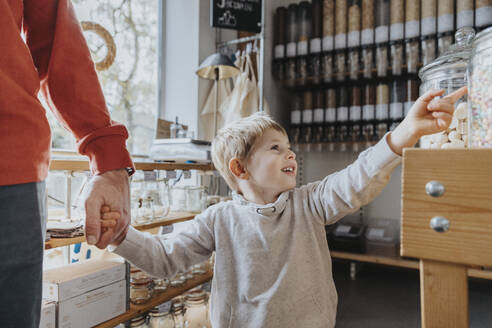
[{"left": 229, "top": 158, "right": 248, "bottom": 179}]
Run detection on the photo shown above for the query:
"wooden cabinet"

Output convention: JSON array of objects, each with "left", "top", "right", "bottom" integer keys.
[{"left": 401, "top": 149, "right": 492, "bottom": 328}]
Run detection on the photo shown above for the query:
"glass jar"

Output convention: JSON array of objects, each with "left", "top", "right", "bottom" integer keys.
[
  {"left": 130, "top": 315, "right": 149, "bottom": 328},
  {"left": 155, "top": 177, "right": 170, "bottom": 219},
  {"left": 419, "top": 27, "right": 475, "bottom": 149},
  {"left": 170, "top": 274, "right": 186, "bottom": 288},
  {"left": 130, "top": 275, "right": 154, "bottom": 305},
  {"left": 172, "top": 301, "right": 185, "bottom": 328},
  {"left": 468, "top": 26, "right": 492, "bottom": 148},
  {"left": 183, "top": 290, "right": 211, "bottom": 328},
  {"left": 153, "top": 278, "right": 170, "bottom": 292},
  {"left": 148, "top": 304, "right": 175, "bottom": 328},
  {"left": 185, "top": 186, "right": 207, "bottom": 213}
]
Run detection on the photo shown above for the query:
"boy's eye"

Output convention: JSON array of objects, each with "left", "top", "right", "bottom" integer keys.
[{"left": 270, "top": 145, "right": 279, "bottom": 150}]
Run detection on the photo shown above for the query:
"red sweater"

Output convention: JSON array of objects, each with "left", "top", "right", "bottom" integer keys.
[{"left": 0, "top": 0, "right": 134, "bottom": 186}]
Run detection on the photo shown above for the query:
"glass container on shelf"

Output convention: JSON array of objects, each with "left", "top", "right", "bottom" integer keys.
[
  {"left": 273, "top": 7, "right": 287, "bottom": 82},
  {"left": 405, "top": 78, "right": 420, "bottom": 117},
  {"left": 301, "top": 91, "right": 314, "bottom": 152},
  {"left": 350, "top": 86, "right": 363, "bottom": 151},
  {"left": 348, "top": 0, "right": 361, "bottom": 81},
  {"left": 156, "top": 175, "right": 170, "bottom": 219},
  {"left": 361, "top": 0, "right": 375, "bottom": 80},
  {"left": 376, "top": 83, "right": 390, "bottom": 139},
  {"left": 130, "top": 275, "right": 154, "bottom": 305},
  {"left": 170, "top": 186, "right": 187, "bottom": 212},
  {"left": 153, "top": 277, "right": 169, "bottom": 292},
  {"left": 172, "top": 301, "right": 185, "bottom": 328},
  {"left": 335, "top": 0, "right": 347, "bottom": 81},
  {"left": 290, "top": 95, "right": 302, "bottom": 152},
  {"left": 419, "top": 27, "right": 475, "bottom": 149},
  {"left": 437, "top": 0, "right": 455, "bottom": 55},
  {"left": 186, "top": 186, "right": 207, "bottom": 213},
  {"left": 184, "top": 290, "right": 211, "bottom": 328},
  {"left": 421, "top": 0, "right": 437, "bottom": 66},
  {"left": 297, "top": 1, "right": 311, "bottom": 86},
  {"left": 313, "top": 90, "right": 325, "bottom": 152},
  {"left": 337, "top": 87, "right": 350, "bottom": 151},
  {"left": 322, "top": 0, "right": 335, "bottom": 83},
  {"left": 131, "top": 171, "right": 146, "bottom": 225},
  {"left": 129, "top": 315, "right": 149, "bottom": 328},
  {"left": 362, "top": 84, "right": 377, "bottom": 147},
  {"left": 148, "top": 303, "right": 175, "bottom": 328},
  {"left": 389, "top": 80, "right": 405, "bottom": 130},
  {"left": 309, "top": 0, "right": 323, "bottom": 84},
  {"left": 468, "top": 27, "right": 492, "bottom": 148},
  {"left": 405, "top": 0, "right": 420, "bottom": 75},
  {"left": 475, "top": 0, "right": 492, "bottom": 31},
  {"left": 285, "top": 4, "right": 299, "bottom": 87},
  {"left": 324, "top": 88, "right": 337, "bottom": 152},
  {"left": 456, "top": 0, "right": 474, "bottom": 29}
]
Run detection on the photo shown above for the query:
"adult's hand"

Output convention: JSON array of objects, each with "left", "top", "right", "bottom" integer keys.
[{"left": 81, "top": 169, "right": 130, "bottom": 249}]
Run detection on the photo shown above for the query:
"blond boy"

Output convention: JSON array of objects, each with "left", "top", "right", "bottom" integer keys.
[{"left": 103, "top": 87, "right": 466, "bottom": 327}]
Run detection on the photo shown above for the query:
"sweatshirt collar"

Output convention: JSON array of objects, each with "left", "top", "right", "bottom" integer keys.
[{"left": 232, "top": 191, "right": 290, "bottom": 216}]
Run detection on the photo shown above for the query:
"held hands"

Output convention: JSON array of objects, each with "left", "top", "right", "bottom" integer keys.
[
  {"left": 81, "top": 169, "right": 130, "bottom": 249},
  {"left": 387, "top": 87, "right": 468, "bottom": 155}
]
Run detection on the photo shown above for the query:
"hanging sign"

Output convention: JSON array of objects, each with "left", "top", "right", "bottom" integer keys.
[{"left": 211, "top": 0, "right": 262, "bottom": 33}]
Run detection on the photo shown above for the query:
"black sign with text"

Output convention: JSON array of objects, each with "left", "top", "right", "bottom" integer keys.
[{"left": 211, "top": 0, "right": 262, "bottom": 33}]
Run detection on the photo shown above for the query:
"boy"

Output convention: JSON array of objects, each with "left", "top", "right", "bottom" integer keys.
[{"left": 102, "top": 87, "right": 466, "bottom": 327}]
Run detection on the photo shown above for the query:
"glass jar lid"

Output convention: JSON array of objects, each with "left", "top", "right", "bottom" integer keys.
[
  {"left": 472, "top": 26, "right": 492, "bottom": 54},
  {"left": 130, "top": 275, "right": 153, "bottom": 286},
  {"left": 419, "top": 27, "right": 475, "bottom": 81},
  {"left": 184, "top": 289, "right": 207, "bottom": 302}
]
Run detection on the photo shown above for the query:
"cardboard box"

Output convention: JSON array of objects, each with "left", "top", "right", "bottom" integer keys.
[
  {"left": 39, "top": 300, "right": 56, "bottom": 328},
  {"left": 43, "top": 259, "right": 126, "bottom": 302},
  {"left": 57, "top": 279, "right": 126, "bottom": 328}
]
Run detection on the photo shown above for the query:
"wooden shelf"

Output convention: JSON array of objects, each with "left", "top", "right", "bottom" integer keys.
[
  {"left": 133, "top": 212, "right": 197, "bottom": 231},
  {"left": 331, "top": 251, "right": 419, "bottom": 270},
  {"left": 45, "top": 212, "right": 197, "bottom": 249},
  {"left": 94, "top": 268, "right": 213, "bottom": 328},
  {"left": 331, "top": 251, "right": 492, "bottom": 280},
  {"left": 49, "top": 159, "right": 214, "bottom": 172}
]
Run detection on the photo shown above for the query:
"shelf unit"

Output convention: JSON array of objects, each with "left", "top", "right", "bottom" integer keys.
[
  {"left": 49, "top": 159, "right": 214, "bottom": 172},
  {"left": 94, "top": 268, "right": 213, "bottom": 328},
  {"left": 331, "top": 251, "right": 492, "bottom": 280},
  {"left": 44, "top": 211, "right": 198, "bottom": 249}
]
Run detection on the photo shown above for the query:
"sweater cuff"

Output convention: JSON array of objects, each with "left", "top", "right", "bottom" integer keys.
[
  {"left": 108, "top": 226, "right": 145, "bottom": 256},
  {"left": 77, "top": 124, "right": 135, "bottom": 175},
  {"left": 366, "top": 132, "right": 402, "bottom": 173}
]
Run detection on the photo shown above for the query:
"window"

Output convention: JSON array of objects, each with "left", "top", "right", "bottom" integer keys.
[{"left": 45, "top": 0, "right": 159, "bottom": 155}]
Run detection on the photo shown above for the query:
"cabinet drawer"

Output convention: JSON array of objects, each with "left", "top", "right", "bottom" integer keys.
[{"left": 401, "top": 149, "right": 492, "bottom": 267}]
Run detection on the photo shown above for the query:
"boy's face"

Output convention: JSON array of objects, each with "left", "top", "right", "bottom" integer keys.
[{"left": 245, "top": 128, "right": 297, "bottom": 195}]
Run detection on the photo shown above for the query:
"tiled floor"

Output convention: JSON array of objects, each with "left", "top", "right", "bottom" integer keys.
[{"left": 332, "top": 261, "right": 492, "bottom": 328}]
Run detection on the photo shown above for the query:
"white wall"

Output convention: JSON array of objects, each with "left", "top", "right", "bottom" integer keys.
[{"left": 160, "top": 1, "right": 200, "bottom": 134}]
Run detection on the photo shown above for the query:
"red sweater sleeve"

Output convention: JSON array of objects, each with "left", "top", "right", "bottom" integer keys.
[{"left": 23, "top": 0, "right": 134, "bottom": 175}]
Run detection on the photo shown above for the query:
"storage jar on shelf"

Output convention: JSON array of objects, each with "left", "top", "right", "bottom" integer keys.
[
  {"left": 468, "top": 27, "right": 492, "bottom": 148},
  {"left": 419, "top": 27, "right": 475, "bottom": 149}
]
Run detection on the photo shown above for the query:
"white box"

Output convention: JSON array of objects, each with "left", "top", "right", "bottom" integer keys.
[
  {"left": 43, "top": 259, "right": 126, "bottom": 302},
  {"left": 57, "top": 279, "right": 126, "bottom": 328},
  {"left": 39, "top": 300, "right": 56, "bottom": 328}
]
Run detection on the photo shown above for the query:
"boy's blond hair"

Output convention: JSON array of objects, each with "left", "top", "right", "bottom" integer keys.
[{"left": 211, "top": 112, "right": 287, "bottom": 192}]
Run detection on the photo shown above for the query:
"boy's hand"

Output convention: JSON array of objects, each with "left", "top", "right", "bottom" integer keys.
[
  {"left": 387, "top": 87, "right": 468, "bottom": 155},
  {"left": 99, "top": 205, "right": 128, "bottom": 247}
]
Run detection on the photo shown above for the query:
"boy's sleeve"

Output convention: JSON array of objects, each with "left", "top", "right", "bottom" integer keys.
[
  {"left": 110, "top": 210, "right": 215, "bottom": 278},
  {"left": 303, "top": 133, "right": 402, "bottom": 225}
]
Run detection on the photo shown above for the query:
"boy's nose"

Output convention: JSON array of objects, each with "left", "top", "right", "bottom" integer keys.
[{"left": 287, "top": 150, "right": 296, "bottom": 160}]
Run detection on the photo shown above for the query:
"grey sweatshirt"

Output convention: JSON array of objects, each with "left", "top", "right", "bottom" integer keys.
[{"left": 113, "top": 135, "right": 401, "bottom": 327}]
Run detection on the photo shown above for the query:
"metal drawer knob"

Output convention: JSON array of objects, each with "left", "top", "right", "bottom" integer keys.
[
  {"left": 430, "top": 216, "right": 450, "bottom": 233},
  {"left": 425, "top": 181, "right": 445, "bottom": 197}
]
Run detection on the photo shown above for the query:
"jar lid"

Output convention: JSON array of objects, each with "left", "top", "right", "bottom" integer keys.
[
  {"left": 472, "top": 26, "right": 492, "bottom": 54},
  {"left": 184, "top": 289, "right": 207, "bottom": 302},
  {"left": 130, "top": 275, "right": 152, "bottom": 286},
  {"left": 419, "top": 27, "right": 475, "bottom": 81}
]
